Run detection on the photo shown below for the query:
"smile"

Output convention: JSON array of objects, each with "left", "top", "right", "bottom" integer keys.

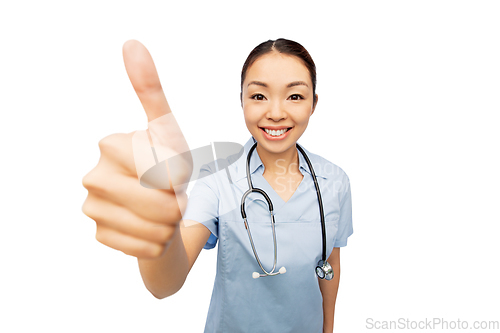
[{"left": 259, "top": 127, "right": 293, "bottom": 140}]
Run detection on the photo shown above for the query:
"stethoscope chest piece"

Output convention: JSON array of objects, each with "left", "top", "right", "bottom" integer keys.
[{"left": 316, "top": 260, "right": 333, "bottom": 280}]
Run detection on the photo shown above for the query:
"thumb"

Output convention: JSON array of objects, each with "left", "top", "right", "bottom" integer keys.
[
  {"left": 123, "top": 39, "right": 171, "bottom": 122},
  {"left": 123, "top": 40, "right": 192, "bottom": 191}
]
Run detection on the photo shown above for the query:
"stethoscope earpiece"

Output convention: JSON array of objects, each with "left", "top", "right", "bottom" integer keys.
[{"left": 252, "top": 266, "right": 287, "bottom": 279}]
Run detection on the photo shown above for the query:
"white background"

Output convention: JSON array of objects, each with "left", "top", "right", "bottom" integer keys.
[{"left": 1, "top": 1, "right": 499, "bottom": 332}]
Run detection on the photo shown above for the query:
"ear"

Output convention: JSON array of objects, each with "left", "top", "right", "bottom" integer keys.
[
  {"left": 311, "top": 94, "right": 318, "bottom": 115},
  {"left": 240, "top": 92, "right": 243, "bottom": 108}
]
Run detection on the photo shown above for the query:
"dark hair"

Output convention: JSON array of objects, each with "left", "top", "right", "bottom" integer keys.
[{"left": 241, "top": 38, "right": 317, "bottom": 106}]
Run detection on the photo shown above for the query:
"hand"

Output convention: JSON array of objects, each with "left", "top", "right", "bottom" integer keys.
[{"left": 82, "top": 40, "right": 192, "bottom": 258}]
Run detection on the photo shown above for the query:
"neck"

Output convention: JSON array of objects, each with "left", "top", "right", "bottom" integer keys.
[{"left": 256, "top": 143, "right": 300, "bottom": 176}]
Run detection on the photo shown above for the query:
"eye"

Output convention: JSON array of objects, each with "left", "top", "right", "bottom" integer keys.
[
  {"left": 289, "top": 94, "right": 304, "bottom": 101},
  {"left": 251, "top": 94, "right": 266, "bottom": 101}
]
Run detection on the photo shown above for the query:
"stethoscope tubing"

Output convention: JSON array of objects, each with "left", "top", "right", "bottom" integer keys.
[
  {"left": 295, "top": 144, "right": 327, "bottom": 262},
  {"left": 240, "top": 142, "right": 328, "bottom": 272},
  {"left": 241, "top": 143, "right": 280, "bottom": 276}
]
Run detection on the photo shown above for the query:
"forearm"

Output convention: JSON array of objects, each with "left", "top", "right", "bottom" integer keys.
[
  {"left": 319, "top": 248, "right": 341, "bottom": 332},
  {"left": 137, "top": 225, "right": 189, "bottom": 298},
  {"left": 321, "top": 266, "right": 340, "bottom": 332}
]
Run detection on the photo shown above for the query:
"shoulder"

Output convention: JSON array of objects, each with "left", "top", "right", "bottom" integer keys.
[
  {"left": 197, "top": 146, "right": 244, "bottom": 174},
  {"left": 300, "top": 146, "right": 352, "bottom": 207},
  {"left": 193, "top": 143, "right": 245, "bottom": 186},
  {"left": 299, "top": 144, "right": 350, "bottom": 183}
]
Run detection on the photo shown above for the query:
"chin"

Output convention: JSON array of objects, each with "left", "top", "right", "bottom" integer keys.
[{"left": 256, "top": 136, "right": 298, "bottom": 154}]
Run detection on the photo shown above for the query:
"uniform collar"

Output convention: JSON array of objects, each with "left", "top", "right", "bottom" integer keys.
[{"left": 232, "top": 137, "right": 328, "bottom": 182}]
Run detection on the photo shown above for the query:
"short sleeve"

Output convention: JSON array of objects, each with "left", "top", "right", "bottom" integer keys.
[
  {"left": 333, "top": 173, "right": 353, "bottom": 247},
  {"left": 182, "top": 164, "right": 220, "bottom": 249}
]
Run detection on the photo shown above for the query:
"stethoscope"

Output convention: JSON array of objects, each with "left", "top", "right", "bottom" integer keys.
[{"left": 240, "top": 141, "right": 333, "bottom": 280}]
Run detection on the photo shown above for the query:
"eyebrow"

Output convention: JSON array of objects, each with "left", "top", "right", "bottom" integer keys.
[
  {"left": 247, "top": 80, "right": 309, "bottom": 88},
  {"left": 286, "top": 81, "right": 309, "bottom": 88},
  {"left": 247, "top": 81, "right": 268, "bottom": 88}
]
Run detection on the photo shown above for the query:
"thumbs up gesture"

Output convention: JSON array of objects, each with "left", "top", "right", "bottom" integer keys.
[{"left": 82, "top": 40, "right": 192, "bottom": 258}]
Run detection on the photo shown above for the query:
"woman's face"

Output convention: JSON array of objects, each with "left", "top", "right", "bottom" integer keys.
[{"left": 241, "top": 51, "right": 318, "bottom": 156}]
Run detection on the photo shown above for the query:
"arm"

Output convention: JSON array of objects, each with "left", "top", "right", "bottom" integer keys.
[
  {"left": 137, "top": 220, "right": 211, "bottom": 299},
  {"left": 319, "top": 247, "right": 341, "bottom": 333}
]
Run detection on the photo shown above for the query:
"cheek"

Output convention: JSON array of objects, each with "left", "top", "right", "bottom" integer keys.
[
  {"left": 242, "top": 110, "right": 257, "bottom": 133},
  {"left": 291, "top": 107, "right": 313, "bottom": 125},
  {"left": 243, "top": 105, "right": 260, "bottom": 123}
]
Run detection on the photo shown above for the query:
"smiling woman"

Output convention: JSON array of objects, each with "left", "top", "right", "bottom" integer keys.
[
  {"left": 181, "top": 39, "right": 353, "bottom": 333},
  {"left": 82, "top": 38, "right": 353, "bottom": 333}
]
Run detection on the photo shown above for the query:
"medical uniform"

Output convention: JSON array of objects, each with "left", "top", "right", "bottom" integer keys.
[{"left": 183, "top": 137, "right": 353, "bottom": 333}]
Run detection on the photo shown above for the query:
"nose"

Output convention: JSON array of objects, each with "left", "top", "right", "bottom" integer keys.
[{"left": 266, "top": 100, "right": 287, "bottom": 122}]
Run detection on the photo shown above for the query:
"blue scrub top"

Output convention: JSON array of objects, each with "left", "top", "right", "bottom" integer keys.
[{"left": 182, "top": 137, "right": 353, "bottom": 333}]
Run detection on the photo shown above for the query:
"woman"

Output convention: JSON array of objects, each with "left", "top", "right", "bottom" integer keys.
[{"left": 82, "top": 38, "right": 353, "bottom": 333}]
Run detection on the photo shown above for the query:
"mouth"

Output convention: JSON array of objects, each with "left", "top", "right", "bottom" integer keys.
[{"left": 259, "top": 127, "right": 293, "bottom": 140}]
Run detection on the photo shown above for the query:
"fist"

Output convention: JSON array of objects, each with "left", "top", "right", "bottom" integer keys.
[{"left": 82, "top": 40, "right": 192, "bottom": 258}]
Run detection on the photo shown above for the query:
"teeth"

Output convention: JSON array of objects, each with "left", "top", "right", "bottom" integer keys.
[{"left": 264, "top": 128, "right": 288, "bottom": 136}]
